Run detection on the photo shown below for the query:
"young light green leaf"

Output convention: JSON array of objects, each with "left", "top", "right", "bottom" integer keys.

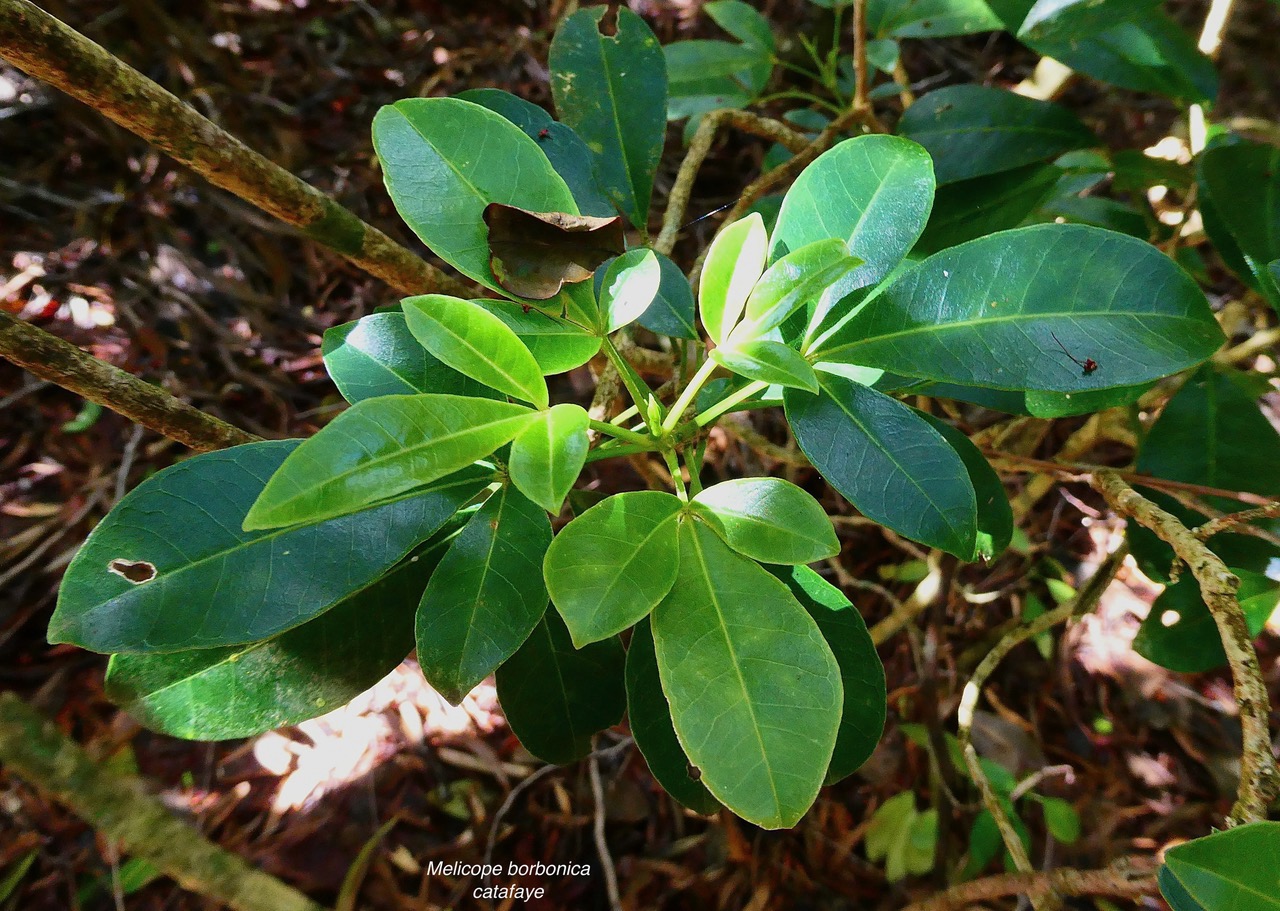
[
  {"left": 544, "top": 491, "right": 684, "bottom": 647},
  {"left": 599, "top": 248, "right": 662, "bottom": 333},
  {"left": 416, "top": 485, "right": 551, "bottom": 705},
  {"left": 509, "top": 403, "right": 590, "bottom": 514},
  {"left": 692, "top": 478, "right": 838, "bottom": 564},
  {"left": 784, "top": 376, "right": 980, "bottom": 560},
  {"left": 897, "top": 86, "right": 1095, "bottom": 185},
  {"left": 104, "top": 537, "right": 448, "bottom": 739},
  {"left": 651, "top": 519, "right": 842, "bottom": 829},
  {"left": 916, "top": 412, "right": 1013, "bottom": 560},
  {"left": 699, "top": 213, "right": 768, "bottom": 344},
  {"left": 243, "top": 395, "right": 535, "bottom": 531},
  {"left": 765, "top": 564, "right": 886, "bottom": 785},
  {"left": 471, "top": 299, "right": 600, "bottom": 375},
  {"left": 625, "top": 618, "right": 721, "bottom": 814},
  {"left": 550, "top": 7, "right": 667, "bottom": 230},
  {"left": 738, "top": 238, "right": 861, "bottom": 336},
  {"left": 711, "top": 340, "right": 819, "bottom": 392},
  {"left": 322, "top": 312, "right": 493, "bottom": 403},
  {"left": 496, "top": 610, "right": 625, "bottom": 764},
  {"left": 814, "top": 225, "right": 1224, "bottom": 393},
  {"left": 51, "top": 441, "right": 490, "bottom": 653},
  {"left": 1160, "top": 822, "right": 1280, "bottom": 911},
  {"left": 403, "top": 295, "right": 548, "bottom": 408},
  {"left": 372, "top": 98, "right": 578, "bottom": 294},
  {"left": 770, "top": 136, "right": 935, "bottom": 334}
]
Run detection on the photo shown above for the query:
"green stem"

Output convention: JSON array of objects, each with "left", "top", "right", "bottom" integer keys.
[
  {"left": 684, "top": 446, "right": 705, "bottom": 497},
  {"left": 602, "top": 337, "right": 654, "bottom": 418},
  {"left": 662, "top": 357, "right": 719, "bottom": 433},
  {"left": 588, "top": 419, "right": 652, "bottom": 447},
  {"left": 663, "top": 448, "right": 688, "bottom": 500},
  {"left": 695, "top": 380, "right": 770, "bottom": 427},
  {"left": 585, "top": 441, "right": 656, "bottom": 464}
]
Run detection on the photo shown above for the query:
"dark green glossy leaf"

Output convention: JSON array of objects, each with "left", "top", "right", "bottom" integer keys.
[
  {"left": 771, "top": 136, "right": 935, "bottom": 333},
  {"left": 692, "top": 478, "right": 838, "bottom": 564},
  {"left": 765, "top": 564, "right": 886, "bottom": 784},
  {"left": 897, "top": 86, "right": 1095, "bottom": 185},
  {"left": 638, "top": 252, "right": 698, "bottom": 340},
  {"left": 915, "top": 163, "right": 1061, "bottom": 256},
  {"left": 322, "top": 313, "right": 493, "bottom": 403},
  {"left": 712, "top": 340, "right": 820, "bottom": 393},
  {"left": 866, "top": 0, "right": 1003, "bottom": 37},
  {"left": 416, "top": 485, "right": 551, "bottom": 705},
  {"left": 1134, "top": 570, "right": 1280, "bottom": 673},
  {"left": 1199, "top": 139, "right": 1280, "bottom": 310},
  {"left": 372, "top": 98, "right": 578, "bottom": 295},
  {"left": 403, "top": 295, "right": 548, "bottom": 408},
  {"left": 456, "top": 88, "right": 615, "bottom": 218},
  {"left": 51, "top": 441, "right": 489, "bottom": 653},
  {"left": 550, "top": 7, "right": 667, "bottom": 230},
  {"left": 815, "top": 225, "right": 1224, "bottom": 394},
  {"left": 1017, "top": 0, "right": 1156, "bottom": 43},
  {"left": 509, "top": 403, "right": 590, "bottom": 514},
  {"left": 1160, "top": 822, "right": 1280, "bottom": 911},
  {"left": 105, "top": 537, "right": 449, "bottom": 739},
  {"left": 625, "top": 618, "right": 721, "bottom": 814},
  {"left": 1024, "top": 382, "right": 1153, "bottom": 418},
  {"left": 244, "top": 395, "right": 534, "bottom": 530},
  {"left": 664, "top": 40, "right": 765, "bottom": 120},
  {"left": 785, "top": 375, "right": 979, "bottom": 559},
  {"left": 496, "top": 610, "right": 625, "bottom": 764},
  {"left": 545, "top": 491, "right": 683, "bottom": 647},
  {"left": 916, "top": 412, "right": 1013, "bottom": 560},
  {"left": 706, "top": 0, "right": 774, "bottom": 50},
  {"left": 472, "top": 300, "right": 601, "bottom": 375},
  {"left": 652, "top": 519, "right": 842, "bottom": 829}
]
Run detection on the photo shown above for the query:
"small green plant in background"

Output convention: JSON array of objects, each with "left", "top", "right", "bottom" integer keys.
[{"left": 46, "top": 0, "right": 1280, "bottom": 892}]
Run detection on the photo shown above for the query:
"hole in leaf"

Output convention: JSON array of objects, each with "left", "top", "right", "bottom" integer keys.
[
  {"left": 598, "top": 4, "right": 619, "bottom": 36},
  {"left": 109, "top": 559, "right": 157, "bottom": 584}
]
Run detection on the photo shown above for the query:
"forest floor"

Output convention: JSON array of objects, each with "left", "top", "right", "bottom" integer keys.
[{"left": 2, "top": 1, "right": 1279, "bottom": 909}]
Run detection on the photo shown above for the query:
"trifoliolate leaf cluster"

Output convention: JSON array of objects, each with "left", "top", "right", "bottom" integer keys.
[{"left": 53, "top": 2, "right": 1267, "bottom": 838}]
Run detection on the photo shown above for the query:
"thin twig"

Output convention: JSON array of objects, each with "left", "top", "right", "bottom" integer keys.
[
  {"left": 1194, "top": 500, "right": 1280, "bottom": 541},
  {"left": 0, "top": 0, "right": 468, "bottom": 298},
  {"left": 588, "top": 749, "right": 623, "bottom": 911},
  {"left": 0, "top": 311, "right": 259, "bottom": 452},
  {"left": 901, "top": 859, "right": 1157, "bottom": 911},
  {"left": 1092, "top": 472, "right": 1280, "bottom": 825},
  {"left": 852, "top": 0, "right": 871, "bottom": 114}
]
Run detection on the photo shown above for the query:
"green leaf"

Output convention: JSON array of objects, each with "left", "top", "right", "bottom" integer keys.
[
  {"left": 916, "top": 412, "right": 1013, "bottom": 560},
  {"left": 1199, "top": 139, "right": 1280, "bottom": 311},
  {"left": 243, "top": 395, "right": 535, "bottom": 531},
  {"left": 625, "top": 618, "right": 721, "bottom": 814},
  {"left": 472, "top": 300, "right": 601, "bottom": 375},
  {"left": 509, "top": 404, "right": 590, "bottom": 514},
  {"left": 897, "top": 86, "right": 1095, "bottom": 185},
  {"left": 545, "top": 491, "right": 683, "bottom": 647},
  {"left": 402, "top": 295, "right": 548, "bottom": 409},
  {"left": 706, "top": 0, "right": 775, "bottom": 50},
  {"left": 770, "top": 136, "right": 935, "bottom": 335},
  {"left": 50, "top": 441, "right": 489, "bottom": 653},
  {"left": 692, "top": 478, "right": 838, "bottom": 564},
  {"left": 105, "top": 536, "right": 449, "bottom": 739},
  {"left": 867, "top": 0, "right": 1003, "bottom": 38},
  {"left": 416, "top": 484, "right": 551, "bottom": 705},
  {"left": 651, "top": 519, "right": 842, "bottom": 829},
  {"left": 785, "top": 375, "right": 980, "bottom": 559},
  {"left": 599, "top": 248, "right": 662, "bottom": 333},
  {"left": 496, "top": 610, "right": 625, "bottom": 764},
  {"left": 456, "top": 88, "right": 615, "bottom": 218},
  {"left": 814, "top": 224, "right": 1224, "bottom": 394},
  {"left": 1024, "top": 382, "right": 1153, "bottom": 418},
  {"left": 739, "top": 238, "right": 863, "bottom": 336},
  {"left": 1137, "top": 365, "right": 1280, "bottom": 499},
  {"left": 712, "top": 340, "right": 820, "bottom": 393},
  {"left": 915, "top": 163, "right": 1061, "bottom": 256},
  {"left": 550, "top": 7, "right": 667, "bottom": 230},
  {"left": 322, "top": 312, "right": 493, "bottom": 403},
  {"left": 1017, "top": 0, "right": 1156, "bottom": 43},
  {"left": 1134, "top": 570, "right": 1280, "bottom": 673},
  {"left": 700, "top": 213, "right": 768, "bottom": 345},
  {"left": 1160, "top": 822, "right": 1280, "bottom": 911},
  {"left": 637, "top": 251, "right": 698, "bottom": 339},
  {"left": 765, "top": 564, "right": 886, "bottom": 784},
  {"left": 665, "top": 40, "right": 766, "bottom": 120},
  {"left": 372, "top": 98, "right": 578, "bottom": 295}
]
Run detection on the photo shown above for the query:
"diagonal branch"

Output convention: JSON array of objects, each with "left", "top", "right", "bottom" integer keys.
[{"left": 0, "top": 0, "right": 469, "bottom": 299}]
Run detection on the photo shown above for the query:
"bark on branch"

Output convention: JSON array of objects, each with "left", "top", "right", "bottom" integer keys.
[
  {"left": 1092, "top": 470, "right": 1280, "bottom": 825},
  {"left": 0, "top": 0, "right": 469, "bottom": 299},
  {"left": 0, "top": 693, "right": 328, "bottom": 911},
  {"left": 0, "top": 310, "right": 259, "bottom": 452},
  {"left": 901, "top": 860, "right": 1157, "bottom": 911}
]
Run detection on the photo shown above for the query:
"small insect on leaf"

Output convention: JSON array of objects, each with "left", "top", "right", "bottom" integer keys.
[
  {"left": 484, "top": 203, "right": 626, "bottom": 301},
  {"left": 537, "top": 128, "right": 551, "bottom": 140},
  {"left": 1050, "top": 332, "right": 1099, "bottom": 376}
]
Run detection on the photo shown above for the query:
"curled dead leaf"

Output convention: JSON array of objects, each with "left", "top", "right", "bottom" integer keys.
[{"left": 484, "top": 203, "right": 625, "bottom": 300}]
